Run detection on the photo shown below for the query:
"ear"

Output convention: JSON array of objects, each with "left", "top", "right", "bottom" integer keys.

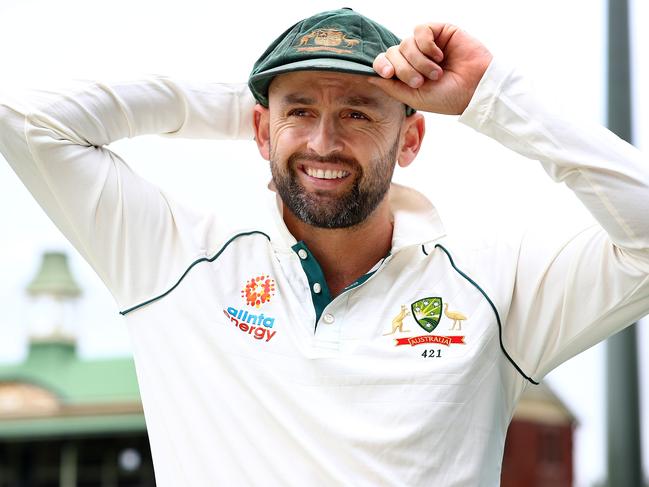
[
  {"left": 253, "top": 104, "right": 271, "bottom": 161},
  {"left": 397, "top": 113, "right": 425, "bottom": 168}
]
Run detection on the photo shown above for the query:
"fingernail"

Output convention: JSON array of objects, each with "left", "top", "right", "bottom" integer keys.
[
  {"left": 429, "top": 71, "right": 439, "bottom": 81},
  {"left": 381, "top": 65, "right": 391, "bottom": 77},
  {"left": 409, "top": 76, "right": 423, "bottom": 88}
]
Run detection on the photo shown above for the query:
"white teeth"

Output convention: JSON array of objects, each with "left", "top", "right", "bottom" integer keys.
[{"left": 305, "top": 167, "right": 349, "bottom": 179}]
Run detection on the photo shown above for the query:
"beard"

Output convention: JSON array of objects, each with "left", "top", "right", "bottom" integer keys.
[{"left": 270, "top": 137, "right": 400, "bottom": 229}]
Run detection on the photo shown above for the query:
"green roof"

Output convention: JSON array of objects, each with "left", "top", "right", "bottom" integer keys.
[
  {"left": 0, "top": 342, "right": 141, "bottom": 404},
  {"left": 0, "top": 341, "right": 144, "bottom": 438}
]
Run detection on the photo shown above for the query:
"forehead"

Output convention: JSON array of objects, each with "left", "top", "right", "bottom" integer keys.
[{"left": 268, "top": 70, "right": 402, "bottom": 113}]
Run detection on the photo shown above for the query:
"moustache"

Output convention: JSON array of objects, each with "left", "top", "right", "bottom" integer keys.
[{"left": 287, "top": 152, "right": 360, "bottom": 171}]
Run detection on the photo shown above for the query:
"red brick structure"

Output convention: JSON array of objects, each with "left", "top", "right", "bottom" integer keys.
[{"left": 501, "top": 383, "right": 575, "bottom": 487}]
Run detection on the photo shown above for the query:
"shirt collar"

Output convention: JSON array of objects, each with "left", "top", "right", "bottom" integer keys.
[
  {"left": 388, "top": 183, "right": 446, "bottom": 250},
  {"left": 262, "top": 182, "right": 446, "bottom": 252}
]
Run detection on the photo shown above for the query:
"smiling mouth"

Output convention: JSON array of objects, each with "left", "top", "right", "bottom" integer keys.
[{"left": 301, "top": 165, "right": 350, "bottom": 180}]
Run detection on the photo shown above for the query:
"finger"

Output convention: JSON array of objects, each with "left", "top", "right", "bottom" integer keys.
[
  {"left": 384, "top": 45, "right": 424, "bottom": 89},
  {"left": 399, "top": 37, "right": 443, "bottom": 81},
  {"left": 414, "top": 24, "right": 444, "bottom": 63},
  {"left": 372, "top": 52, "right": 394, "bottom": 79},
  {"left": 366, "top": 76, "right": 415, "bottom": 105}
]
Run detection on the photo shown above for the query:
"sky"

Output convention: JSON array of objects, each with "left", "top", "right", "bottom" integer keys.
[{"left": 0, "top": 0, "right": 646, "bottom": 485}]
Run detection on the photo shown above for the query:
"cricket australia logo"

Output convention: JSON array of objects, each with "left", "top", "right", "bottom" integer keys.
[
  {"left": 411, "top": 297, "right": 442, "bottom": 333},
  {"left": 384, "top": 296, "right": 466, "bottom": 349}
]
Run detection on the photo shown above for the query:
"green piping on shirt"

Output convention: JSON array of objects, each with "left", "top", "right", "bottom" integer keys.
[
  {"left": 433, "top": 244, "right": 540, "bottom": 385},
  {"left": 119, "top": 231, "right": 271, "bottom": 316}
]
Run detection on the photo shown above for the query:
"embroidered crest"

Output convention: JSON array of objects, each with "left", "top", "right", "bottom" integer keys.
[
  {"left": 296, "top": 28, "right": 360, "bottom": 54},
  {"left": 383, "top": 298, "right": 466, "bottom": 349},
  {"left": 410, "top": 297, "right": 442, "bottom": 333}
]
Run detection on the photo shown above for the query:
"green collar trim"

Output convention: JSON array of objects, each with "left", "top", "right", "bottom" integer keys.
[
  {"left": 343, "top": 272, "right": 373, "bottom": 292},
  {"left": 342, "top": 252, "right": 390, "bottom": 292}
]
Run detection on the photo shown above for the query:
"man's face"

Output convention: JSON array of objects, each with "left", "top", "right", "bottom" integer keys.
[{"left": 265, "top": 71, "right": 407, "bottom": 229}]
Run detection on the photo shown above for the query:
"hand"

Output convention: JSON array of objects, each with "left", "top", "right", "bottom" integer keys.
[{"left": 369, "top": 23, "right": 493, "bottom": 115}]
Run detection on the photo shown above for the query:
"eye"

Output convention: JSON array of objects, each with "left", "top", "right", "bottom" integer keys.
[
  {"left": 287, "top": 108, "right": 311, "bottom": 117},
  {"left": 346, "top": 111, "right": 370, "bottom": 121}
]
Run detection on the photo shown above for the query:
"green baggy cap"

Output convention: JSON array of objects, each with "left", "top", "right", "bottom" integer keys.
[{"left": 248, "top": 8, "right": 416, "bottom": 116}]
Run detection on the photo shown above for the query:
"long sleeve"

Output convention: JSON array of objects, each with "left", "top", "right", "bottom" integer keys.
[
  {"left": 0, "top": 77, "right": 256, "bottom": 309},
  {"left": 459, "top": 58, "right": 649, "bottom": 379}
]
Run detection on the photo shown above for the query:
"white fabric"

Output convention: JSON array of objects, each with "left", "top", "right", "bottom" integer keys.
[{"left": 1, "top": 58, "right": 648, "bottom": 486}]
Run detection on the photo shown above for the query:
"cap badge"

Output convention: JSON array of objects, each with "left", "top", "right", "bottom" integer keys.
[{"left": 296, "top": 28, "right": 359, "bottom": 54}]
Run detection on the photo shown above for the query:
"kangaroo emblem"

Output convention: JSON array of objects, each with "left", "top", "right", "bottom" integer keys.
[{"left": 384, "top": 305, "right": 411, "bottom": 335}]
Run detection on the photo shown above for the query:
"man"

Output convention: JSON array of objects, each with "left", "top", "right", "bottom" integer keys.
[{"left": 0, "top": 7, "right": 647, "bottom": 486}]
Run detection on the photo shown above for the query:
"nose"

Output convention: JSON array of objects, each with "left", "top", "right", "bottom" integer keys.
[{"left": 306, "top": 115, "right": 344, "bottom": 156}]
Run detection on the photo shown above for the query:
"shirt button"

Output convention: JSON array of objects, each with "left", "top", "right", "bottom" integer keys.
[
  {"left": 298, "top": 249, "right": 308, "bottom": 260},
  {"left": 323, "top": 313, "right": 335, "bottom": 324},
  {"left": 313, "top": 282, "right": 322, "bottom": 294}
]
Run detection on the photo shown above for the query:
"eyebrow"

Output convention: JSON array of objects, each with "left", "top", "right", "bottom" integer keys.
[
  {"left": 282, "top": 94, "right": 316, "bottom": 105},
  {"left": 281, "top": 93, "right": 381, "bottom": 109},
  {"left": 341, "top": 95, "right": 381, "bottom": 109}
]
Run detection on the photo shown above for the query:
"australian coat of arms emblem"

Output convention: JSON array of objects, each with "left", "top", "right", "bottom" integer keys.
[{"left": 296, "top": 28, "right": 360, "bottom": 54}]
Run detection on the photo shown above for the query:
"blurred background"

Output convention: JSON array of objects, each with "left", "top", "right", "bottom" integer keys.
[{"left": 0, "top": 0, "right": 646, "bottom": 485}]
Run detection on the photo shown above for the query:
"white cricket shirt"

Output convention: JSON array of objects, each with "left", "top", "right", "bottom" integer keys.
[{"left": 1, "top": 58, "right": 649, "bottom": 486}]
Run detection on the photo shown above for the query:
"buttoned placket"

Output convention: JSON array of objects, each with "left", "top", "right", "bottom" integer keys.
[{"left": 290, "top": 241, "right": 392, "bottom": 350}]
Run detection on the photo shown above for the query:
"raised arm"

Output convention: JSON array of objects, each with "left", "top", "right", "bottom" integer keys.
[
  {"left": 369, "top": 22, "right": 649, "bottom": 381},
  {"left": 0, "top": 77, "right": 255, "bottom": 309},
  {"left": 459, "top": 58, "right": 649, "bottom": 379}
]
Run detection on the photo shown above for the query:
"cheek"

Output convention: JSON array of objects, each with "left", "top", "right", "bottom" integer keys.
[
  {"left": 270, "top": 121, "right": 303, "bottom": 150},
  {"left": 356, "top": 132, "right": 395, "bottom": 161},
  {"left": 351, "top": 121, "right": 396, "bottom": 145}
]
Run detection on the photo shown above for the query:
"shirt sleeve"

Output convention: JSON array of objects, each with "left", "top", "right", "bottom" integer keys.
[
  {"left": 0, "top": 77, "right": 256, "bottom": 310},
  {"left": 459, "top": 58, "right": 649, "bottom": 380}
]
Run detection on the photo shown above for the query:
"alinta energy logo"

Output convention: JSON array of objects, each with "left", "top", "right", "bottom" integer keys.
[
  {"left": 241, "top": 274, "right": 276, "bottom": 308},
  {"left": 222, "top": 274, "right": 278, "bottom": 343}
]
